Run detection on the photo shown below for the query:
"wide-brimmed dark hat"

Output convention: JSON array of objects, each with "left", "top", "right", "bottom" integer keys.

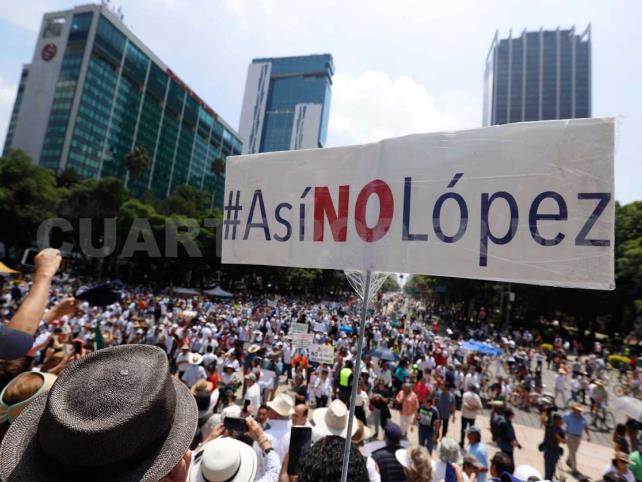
[{"left": 0, "top": 345, "right": 197, "bottom": 482}]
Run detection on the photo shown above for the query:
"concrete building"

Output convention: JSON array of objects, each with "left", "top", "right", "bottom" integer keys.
[
  {"left": 239, "top": 54, "right": 334, "bottom": 154},
  {"left": 3, "top": 3, "right": 241, "bottom": 204},
  {"left": 483, "top": 26, "right": 591, "bottom": 126}
]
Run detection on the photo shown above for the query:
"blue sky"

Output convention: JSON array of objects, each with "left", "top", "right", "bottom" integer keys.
[{"left": 0, "top": 0, "right": 640, "bottom": 204}]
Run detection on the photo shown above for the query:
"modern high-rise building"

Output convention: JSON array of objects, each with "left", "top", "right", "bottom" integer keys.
[
  {"left": 483, "top": 26, "right": 591, "bottom": 126},
  {"left": 238, "top": 54, "right": 334, "bottom": 154},
  {"left": 3, "top": 3, "right": 242, "bottom": 204}
]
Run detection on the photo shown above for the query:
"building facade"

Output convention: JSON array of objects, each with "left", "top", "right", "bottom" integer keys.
[
  {"left": 238, "top": 54, "right": 334, "bottom": 154},
  {"left": 483, "top": 26, "right": 591, "bottom": 126},
  {"left": 3, "top": 4, "right": 242, "bottom": 204}
]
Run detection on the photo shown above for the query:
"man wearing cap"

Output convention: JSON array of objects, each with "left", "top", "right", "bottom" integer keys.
[
  {"left": 463, "top": 454, "right": 485, "bottom": 482},
  {"left": 603, "top": 452, "right": 636, "bottom": 482},
  {"left": 466, "top": 426, "right": 489, "bottom": 482},
  {"left": 563, "top": 402, "right": 591, "bottom": 474},
  {"left": 628, "top": 445, "right": 642, "bottom": 482},
  {"left": 372, "top": 423, "right": 406, "bottom": 482},
  {"left": 0, "top": 344, "right": 197, "bottom": 482}
]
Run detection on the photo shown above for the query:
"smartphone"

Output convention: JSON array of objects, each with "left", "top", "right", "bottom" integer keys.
[
  {"left": 63, "top": 343, "right": 75, "bottom": 356},
  {"left": 223, "top": 416, "right": 248, "bottom": 434},
  {"left": 73, "top": 339, "right": 83, "bottom": 355},
  {"left": 21, "top": 248, "right": 38, "bottom": 267},
  {"left": 287, "top": 426, "right": 312, "bottom": 475}
]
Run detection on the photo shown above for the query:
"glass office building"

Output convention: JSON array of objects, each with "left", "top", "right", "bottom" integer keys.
[
  {"left": 3, "top": 4, "right": 241, "bottom": 204},
  {"left": 483, "top": 26, "right": 591, "bottom": 126},
  {"left": 238, "top": 54, "right": 334, "bottom": 154}
]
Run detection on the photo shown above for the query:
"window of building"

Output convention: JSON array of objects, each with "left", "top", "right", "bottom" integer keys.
[{"left": 43, "top": 17, "right": 65, "bottom": 39}]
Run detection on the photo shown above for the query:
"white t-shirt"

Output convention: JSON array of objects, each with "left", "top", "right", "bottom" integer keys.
[{"left": 602, "top": 465, "right": 635, "bottom": 482}]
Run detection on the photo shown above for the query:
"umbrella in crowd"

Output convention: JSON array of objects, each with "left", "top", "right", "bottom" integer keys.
[
  {"left": 611, "top": 396, "right": 642, "bottom": 422},
  {"left": 368, "top": 347, "right": 399, "bottom": 362},
  {"left": 460, "top": 339, "right": 503, "bottom": 357}
]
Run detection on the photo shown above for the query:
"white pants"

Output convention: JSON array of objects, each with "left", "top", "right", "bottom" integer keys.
[{"left": 400, "top": 415, "right": 413, "bottom": 435}]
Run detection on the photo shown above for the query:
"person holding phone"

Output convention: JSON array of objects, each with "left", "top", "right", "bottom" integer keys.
[{"left": 190, "top": 416, "right": 281, "bottom": 482}]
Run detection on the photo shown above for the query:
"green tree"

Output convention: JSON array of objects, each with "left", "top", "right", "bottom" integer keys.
[
  {"left": 124, "top": 145, "right": 151, "bottom": 182},
  {"left": 56, "top": 167, "right": 81, "bottom": 189},
  {"left": 0, "top": 149, "right": 61, "bottom": 250},
  {"left": 381, "top": 276, "right": 400, "bottom": 292}
]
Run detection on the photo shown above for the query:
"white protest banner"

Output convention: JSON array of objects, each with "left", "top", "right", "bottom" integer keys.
[
  {"left": 309, "top": 344, "right": 335, "bottom": 364},
  {"left": 222, "top": 118, "right": 615, "bottom": 290},
  {"left": 292, "top": 332, "right": 314, "bottom": 349},
  {"left": 290, "top": 322, "right": 309, "bottom": 334},
  {"left": 314, "top": 322, "right": 328, "bottom": 333}
]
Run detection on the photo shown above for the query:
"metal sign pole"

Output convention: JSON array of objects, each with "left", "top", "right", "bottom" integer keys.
[{"left": 340, "top": 270, "right": 371, "bottom": 482}]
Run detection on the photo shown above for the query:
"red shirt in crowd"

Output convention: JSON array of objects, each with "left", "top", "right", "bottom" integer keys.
[{"left": 414, "top": 380, "right": 431, "bottom": 403}]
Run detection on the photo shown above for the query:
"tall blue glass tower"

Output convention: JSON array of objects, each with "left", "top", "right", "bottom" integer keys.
[{"left": 239, "top": 54, "right": 334, "bottom": 154}]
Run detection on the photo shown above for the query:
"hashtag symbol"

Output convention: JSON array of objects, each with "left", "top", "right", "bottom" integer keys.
[{"left": 224, "top": 190, "right": 243, "bottom": 240}]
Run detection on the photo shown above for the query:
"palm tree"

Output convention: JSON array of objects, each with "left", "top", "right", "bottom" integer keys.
[
  {"left": 211, "top": 155, "right": 225, "bottom": 177},
  {"left": 124, "top": 145, "right": 151, "bottom": 182}
]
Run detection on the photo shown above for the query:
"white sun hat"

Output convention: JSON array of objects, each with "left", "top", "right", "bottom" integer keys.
[
  {"left": 312, "top": 399, "right": 358, "bottom": 438},
  {"left": 189, "top": 437, "right": 257, "bottom": 482}
]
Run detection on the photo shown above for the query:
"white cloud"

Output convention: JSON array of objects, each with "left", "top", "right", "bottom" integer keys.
[
  {"left": 0, "top": 76, "right": 17, "bottom": 147},
  {"left": 327, "top": 71, "right": 462, "bottom": 147}
]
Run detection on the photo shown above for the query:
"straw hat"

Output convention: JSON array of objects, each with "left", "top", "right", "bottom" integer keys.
[
  {"left": 191, "top": 379, "right": 214, "bottom": 396},
  {"left": 0, "top": 345, "right": 197, "bottom": 482},
  {"left": 569, "top": 402, "right": 583, "bottom": 413},
  {"left": 188, "top": 437, "right": 257, "bottom": 482},
  {"left": 352, "top": 420, "right": 374, "bottom": 444},
  {"left": 514, "top": 465, "right": 543, "bottom": 481},
  {"left": 266, "top": 393, "right": 294, "bottom": 417},
  {"left": 615, "top": 451, "right": 632, "bottom": 464},
  {"left": 189, "top": 353, "right": 204, "bottom": 365},
  {"left": 247, "top": 344, "right": 261, "bottom": 354},
  {"left": 312, "top": 399, "right": 358, "bottom": 438}
]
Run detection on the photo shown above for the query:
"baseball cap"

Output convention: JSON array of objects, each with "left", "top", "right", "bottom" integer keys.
[{"left": 384, "top": 423, "right": 402, "bottom": 443}]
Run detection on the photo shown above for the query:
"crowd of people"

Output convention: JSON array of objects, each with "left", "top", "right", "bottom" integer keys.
[{"left": 0, "top": 248, "right": 639, "bottom": 482}]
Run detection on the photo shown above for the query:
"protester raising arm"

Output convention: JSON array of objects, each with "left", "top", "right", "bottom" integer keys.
[
  {"left": 0, "top": 249, "right": 61, "bottom": 360},
  {"left": 8, "top": 249, "right": 61, "bottom": 335}
]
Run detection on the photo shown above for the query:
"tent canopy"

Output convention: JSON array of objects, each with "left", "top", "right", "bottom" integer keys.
[
  {"left": 202, "top": 286, "right": 233, "bottom": 298},
  {"left": 172, "top": 287, "right": 200, "bottom": 295}
]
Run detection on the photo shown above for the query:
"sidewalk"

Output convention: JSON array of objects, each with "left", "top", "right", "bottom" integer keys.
[{"left": 383, "top": 410, "right": 610, "bottom": 481}]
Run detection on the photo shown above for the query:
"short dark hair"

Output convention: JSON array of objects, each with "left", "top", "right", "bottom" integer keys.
[
  {"left": 491, "top": 452, "right": 514, "bottom": 475},
  {"left": 298, "top": 435, "right": 369, "bottom": 482}
]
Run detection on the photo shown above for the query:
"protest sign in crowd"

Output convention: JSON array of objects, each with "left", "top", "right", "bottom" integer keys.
[{"left": 0, "top": 249, "right": 638, "bottom": 482}]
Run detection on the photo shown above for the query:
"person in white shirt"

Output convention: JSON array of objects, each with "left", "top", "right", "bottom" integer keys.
[
  {"left": 313, "top": 368, "right": 332, "bottom": 407},
  {"left": 244, "top": 373, "right": 262, "bottom": 416},
  {"left": 181, "top": 353, "right": 207, "bottom": 388},
  {"left": 554, "top": 368, "right": 567, "bottom": 406},
  {"left": 460, "top": 385, "right": 483, "bottom": 448},
  {"left": 602, "top": 452, "right": 635, "bottom": 482},
  {"left": 253, "top": 393, "right": 294, "bottom": 479},
  {"left": 175, "top": 344, "right": 191, "bottom": 376}
]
